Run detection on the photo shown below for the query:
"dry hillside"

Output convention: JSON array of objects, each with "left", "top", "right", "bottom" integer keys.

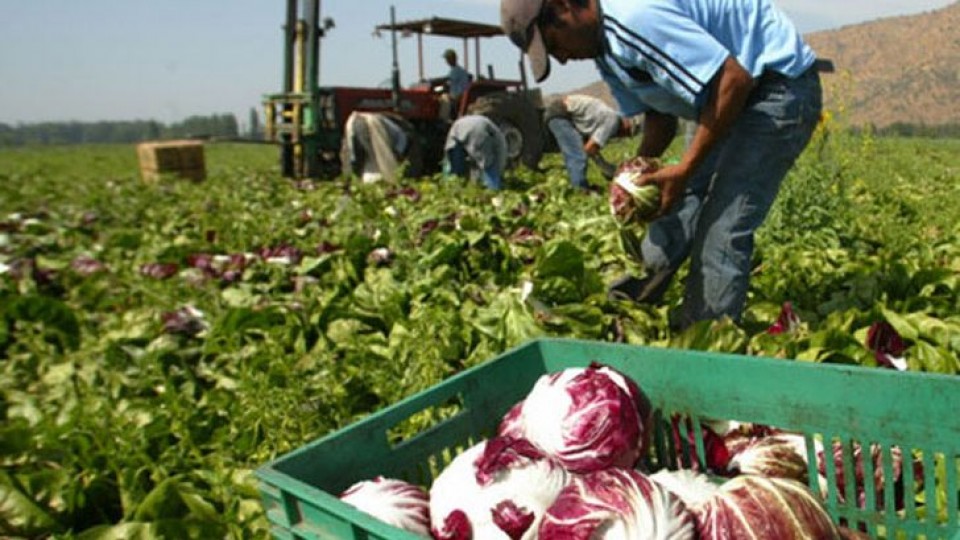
[
  {"left": 563, "top": 2, "right": 960, "bottom": 128},
  {"left": 807, "top": 2, "right": 960, "bottom": 127}
]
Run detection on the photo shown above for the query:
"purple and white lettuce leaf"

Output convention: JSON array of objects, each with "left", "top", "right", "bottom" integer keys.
[
  {"left": 695, "top": 475, "right": 841, "bottom": 540},
  {"left": 495, "top": 363, "right": 650, "bottom": 474},
  {"left": 339, "top": 476, "right": 431, "bottom": 537},
  {"left": 609, "top": 157, "right": 661, "bottom": 226},
  {"left": 429, "top": 436, "right": 569, "bottom": 540},
  {"left": 539, "top": 467, "right": 696, "bottom": 540}
]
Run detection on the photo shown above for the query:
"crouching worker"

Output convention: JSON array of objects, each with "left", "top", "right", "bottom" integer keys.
[
  {"left": 545, "top": 94, "right": 638, "bottom": 188},
  {"left": 341, "top": 111, "right": 422, "bottom": 183},
  {"left": 443, "top": 115, "right": 508, "bottom": 190}
]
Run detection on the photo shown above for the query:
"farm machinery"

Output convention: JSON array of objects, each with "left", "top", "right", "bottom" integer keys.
[{"left": 263, "top": 0, "right": 545, "bottom": 179}]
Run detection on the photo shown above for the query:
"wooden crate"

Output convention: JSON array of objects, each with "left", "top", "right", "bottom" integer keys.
[{"left": 137, "top": 140, "right": 206, "bottom": 182}]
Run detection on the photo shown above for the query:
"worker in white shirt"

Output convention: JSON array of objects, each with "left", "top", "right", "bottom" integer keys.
[{"left": 545, "top": 94, "right": 638, "bottom": 189}]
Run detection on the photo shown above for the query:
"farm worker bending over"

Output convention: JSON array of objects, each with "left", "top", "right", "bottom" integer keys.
[
  {"left": 501, "top": 0, "right": 822, "bottom": 328},
  {"left": 544, "top": 94, "right": 638, "bottom": 188},
  {"left": 443, "top": 115, "right": 508, "bottom": 190},
  {"left": 341, "top": 112, "right": 420, "bottom": 183}
]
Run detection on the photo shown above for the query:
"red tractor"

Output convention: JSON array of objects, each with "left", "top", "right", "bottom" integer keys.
[{"left": 263, "top": 1, "right": 545, "bottom": 179}]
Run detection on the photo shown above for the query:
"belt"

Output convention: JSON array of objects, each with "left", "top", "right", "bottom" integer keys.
[{"left": 760, "top": 58, "right": 832, "bottom": 83}]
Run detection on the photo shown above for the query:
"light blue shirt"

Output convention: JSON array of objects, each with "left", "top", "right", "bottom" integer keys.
[
  {"left": 448, "top": 64, "right": 471, "bottom": 100},
  {"left": 597, "top": 0, "right": 816, "bottom": 118}
]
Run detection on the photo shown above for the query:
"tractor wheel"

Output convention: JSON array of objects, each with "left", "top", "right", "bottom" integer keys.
[{"left": 466, "top": 93, "right": 544, "bottom": 170}]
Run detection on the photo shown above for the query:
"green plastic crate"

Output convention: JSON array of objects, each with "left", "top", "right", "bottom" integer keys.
[{"left": 255, "top": 338, "right": 960, "bottom": 539}]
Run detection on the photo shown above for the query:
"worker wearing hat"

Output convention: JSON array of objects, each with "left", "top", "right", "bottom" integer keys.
[
  {"left": 443, "top": 49, "right": 471, "bottom": 104},
  {"left": 500, "top": 0, "right": 822, "bottom": 328}
]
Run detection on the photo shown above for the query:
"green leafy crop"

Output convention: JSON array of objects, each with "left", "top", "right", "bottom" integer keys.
[{"left": 0, "top": 132, "right": 958, "bottom": 537}]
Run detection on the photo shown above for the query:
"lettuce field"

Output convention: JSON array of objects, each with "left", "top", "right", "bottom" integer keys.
[{"left": 1, "top": 128, "right": 959, "bottom": 538}]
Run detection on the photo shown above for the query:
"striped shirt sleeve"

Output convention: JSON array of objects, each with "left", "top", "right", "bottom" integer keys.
[
  {"left": 596, "top": 59, "right": 651, "bottom": 117},
  {"left": 602, "top": 1, "right": 728, "bottom": 107}
]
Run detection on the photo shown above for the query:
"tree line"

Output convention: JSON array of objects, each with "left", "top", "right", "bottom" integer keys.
[
  {"left": 2, "top": 111, "right": 955, "bottom": 148},
  {"left": 0, "top": 113, "right": 248, "bottom": 147}
]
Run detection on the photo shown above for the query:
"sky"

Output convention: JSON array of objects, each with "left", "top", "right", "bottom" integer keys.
[{"left": 0, "top": 0, "right": 954, "bottom": 127}]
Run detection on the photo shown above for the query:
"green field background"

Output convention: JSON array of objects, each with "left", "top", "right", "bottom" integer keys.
[{"left": 1, "top": 130, "right": 958, "bottom": 538}]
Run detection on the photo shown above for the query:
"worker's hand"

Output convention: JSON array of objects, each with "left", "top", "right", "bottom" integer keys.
[{"left": 638, "top": 163, "right": 690, "bottom": 217}]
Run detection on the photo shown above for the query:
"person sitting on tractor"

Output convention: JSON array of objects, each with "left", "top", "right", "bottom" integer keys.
[
  {"left": 443, "top": 115, "right": 508, "bottom": 190},
  {"left": 341, "top": 111, "right": 421, "bottom": 183},
  {"left": 438, "top": 49, "right": 472, "bottom": 120},
  {"left": 443, "top": 49, "right": 471, "bottom": 103},
  {"left": 544, "top": 94, "right": 639, "bottom": 189}
]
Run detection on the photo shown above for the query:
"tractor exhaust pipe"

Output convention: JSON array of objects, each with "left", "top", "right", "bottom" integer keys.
[
  {"left": 390, "top": 5, "right": 401, "bottom": 112},
  {"left": 305, "top": 0, "right": 320, "bottom": 93},
  {"left": 283, "top": 0, "right": 297, "bottom": 93},
  {"left": 280, "top": 0, "right": 299, "bottom": 177}
]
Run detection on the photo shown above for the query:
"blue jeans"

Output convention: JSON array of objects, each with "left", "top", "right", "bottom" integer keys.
[
  {"left": 547, "top": 117, "right": 589, "bottom": 189},
  {"left": 639, "top": 68, "right": 822, "bottom": 327},
  {"left": 445, "top": 144, "right": 501, "bottom": 190}
]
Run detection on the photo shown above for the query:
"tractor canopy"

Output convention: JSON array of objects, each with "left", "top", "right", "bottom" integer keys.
[{"left": 375, "top": 17, "right": 527, "bottom": 89}]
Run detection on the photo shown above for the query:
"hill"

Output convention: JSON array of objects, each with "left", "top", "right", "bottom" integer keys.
[
  {"left": 806, "top": 2, "right": 959, "bottom": 127},
  {"left": 563, "top": 2, "right": 960, "bottom": 128}
]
